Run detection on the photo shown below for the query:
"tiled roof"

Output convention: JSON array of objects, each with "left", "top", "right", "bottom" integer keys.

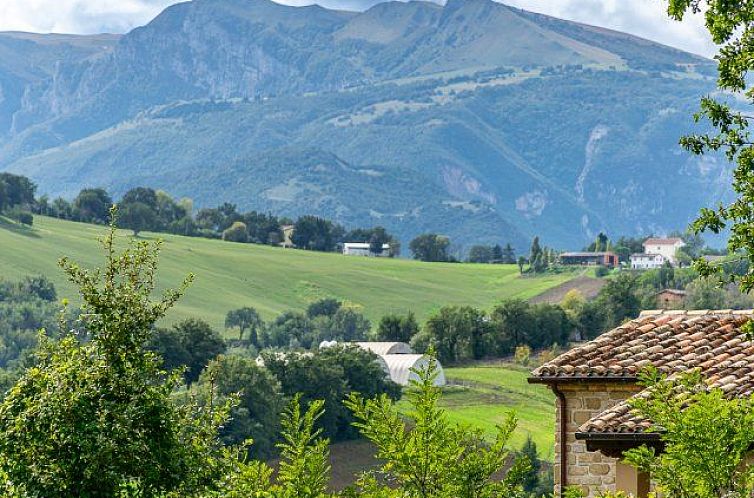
[
  {"left": 643, "top": 237, "right": 684, "bottom": 246},
  {"left": 531, "top": 310, "right": 754, "bottom": 380},
  {"left": 530, "top": 310, "right": 754, "bottom": 436},
  {"left": 580, "top": 337, "right": 754, "bottom": 434},
  {"left": 656, "top": 289, "right": 687, "bottom": 296}
]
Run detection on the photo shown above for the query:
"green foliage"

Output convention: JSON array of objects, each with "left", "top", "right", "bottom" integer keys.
[
  {"left": 0, "top": 173, "right": 36, "bottom": 214},
  {"left": 175, "top": 319, "right": 227, "bottom": 379},
  {"left": 263, "top": 345, "right": 400, "bottom": 442},
  {"left": 346, "top": 357, "right": 529, "bottom": 498},
  {"left": 595, "top": 273, "right": 640, "bottom": 328},
  {"left": 276, "top": 395, "right": 332, "bottom": 498},
  {"left": 520, "top": 435, "right": 541, "bottom": 494},
  {"left": 293, "top": 216, "right": 344, "bottom": 252},
  {"left": 422, "top": 306, "right": 493, "bottom": 363},
  {"left": 468, "top": 245, "right": 494, "bottom": 264},
  {"left": 374, "top": 311, "right": 419, "bottom": 343},
  {"left": 0, "top": 211, "right": 229, "bottom": 497},
  {"left": 73, "top": 188, "right": 112, "bottom": 224},
  {"left": 666, "top": 0, "right": 754, "bottom": 294},
  {"left": 409, "top": 234, "right": 450, "bottom": 262},
  {"left": 194, "top": 354, "right": 286, "bottom": 460},
  {"left": 5, "top": 207, "right": 33, "bottom": 226},
  {"left": 307, "top": 298, "right": 343, "bottom": 319},
  {"left": 225, "top": 307, "right": 264, "bottom": 344},
  {"left": 223, "top": 221, "right": 249, "bottom": 243},
  {"left": 623, "top": 367, "right": 754, "bottom": 498},
  {"left": 119, "top": 201, "right": 157, "bottom": 236}
]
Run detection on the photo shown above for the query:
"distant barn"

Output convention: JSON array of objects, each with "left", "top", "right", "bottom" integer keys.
[
  {"left": 559, "top": 251, "right": 619, "bottom": 267},
  {"left": 381, "top": 354, "right": 446, "bottom": 387},
  {"left": 354, "top": 341, "right": 414, "bottom": 356}
]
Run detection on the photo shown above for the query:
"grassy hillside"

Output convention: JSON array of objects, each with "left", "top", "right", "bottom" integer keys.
[
  {"left": 0, "top": 216, "right": 576, "bottom": 332},
  {"left": 331, "top": 362, "right": 554, "bottom": 489},
  {"left": 407, "top": 363, "right": 555, "bottom": 459}
]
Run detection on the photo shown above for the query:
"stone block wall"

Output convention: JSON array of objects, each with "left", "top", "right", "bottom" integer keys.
[{"left": 553, "top": 382, "right": 642, "bottom": 497}]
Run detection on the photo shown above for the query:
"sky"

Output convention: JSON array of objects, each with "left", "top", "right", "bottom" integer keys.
[{"left": 0, "top": 0, "right": 718, "bottom": 58}]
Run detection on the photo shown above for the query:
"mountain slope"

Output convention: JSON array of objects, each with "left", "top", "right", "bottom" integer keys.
[{"left": 0, "top": 0, "right": 720, "bottom": 248}]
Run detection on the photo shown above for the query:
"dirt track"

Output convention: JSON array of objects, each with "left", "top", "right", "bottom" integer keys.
[{"left": 529, "top": 275, "right": 607, "bottom": 304}]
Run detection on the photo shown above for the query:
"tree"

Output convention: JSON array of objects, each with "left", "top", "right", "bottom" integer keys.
[
  {"left": 501, "top": 243, "right": 516, "bottom": 264},
  {"left": 596, "top": 273, "right": 640, "bottom": 329},
  {"left": 491, "top": 299, "right": 534, "bottom": 355},
  {"left": 194, "top": 355, "right": 285, "bottom": 459},
  {"left": 683, "top": 277, "right": 727, "bottom": 310},
  {"left": 18, "top": 275, "right": 57, "bottom": 302},
  {"left": 119, "top": 201, "right": 157, "bottom": 236},
  {"left": 121, "top": 187, "right": 158, "bottom": 211},
  {"left": 491, "top": 244, "right": 504, "bottom": 262},
  {"left": 320, "top": 307, "right": 372, "bottom": 342},
  {"left": 517, "top": 256, "right": 526, "bottom": 274},
  {"left": 0, "top": 173, "right": 36, "bottom": 213},
  {"left": 369, "top": 226, "right": 390, "bottom": 255},
  {"left": 222, "top": 221, "right": 249, "bottom": 243},
  {"left": 345, "top": 358, "right": 529, "bottom": 498},
  {"left": 468, "top": 245, "right": 493, "bottom": 263},
  {"left": 521, "top": 435, "right": 541, "bottom": 494},
  {"left": 423, "top": 306, "right": 493, "bottom": 363},
  {"left": 409, "top": 233, "right": 450, "bottom": 262},
  {"left": 292, "top": 215, "right": 342, "bottom": 252},
  {"left": 529, "top": 236, "right": 542, "bottom": 267},
  {"left": 225, "top": 306, "right": 263, "bottom": 344},
  {"left": 374, "top": 311, "right": 419, "bottom": 343},
  {"left": 260, "top": 311, "right": 316, "bottom": 349},
  {"left": 171, "top": 318, "right": 226, "bottom": 383},
  {"left": 590, "top": 232, "right": 609, "bottom": 252},
  {"left": 306, "top": 298, "right": 342, "bottom": 319},
  {"left": 147, "top": 327, "right": 191, "bottom": 373},
  {"left": 261, "top": 351, "right": 349, "bottom": 441},
  {"left": 73, "top": 188, "right": 112, "bottom": 224},
  {"left": 0, "top": 212, "right": 229, "bottom": 497},
  {"left": 665, "top": 1, "right": 754, "bottom": 295}
]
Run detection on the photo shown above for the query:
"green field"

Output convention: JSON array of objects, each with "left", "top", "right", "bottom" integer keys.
[
  {"left": 400, "top": 363, "right": 555, "bottom": 459},
  {"left": 329, "top": 363, "right": 554, "bottom": 489},
  {"left": 0, "top": 216, "right": 577, "bottom": 332}
]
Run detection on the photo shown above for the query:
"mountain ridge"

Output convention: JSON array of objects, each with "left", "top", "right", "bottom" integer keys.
[{"left": 0, "top": 0, "right": 723, "bottom": 249}]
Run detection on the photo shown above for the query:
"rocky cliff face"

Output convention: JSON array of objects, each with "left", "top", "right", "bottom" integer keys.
[{"left": 0, "top": 0, "right": 722, "bottom": 249}]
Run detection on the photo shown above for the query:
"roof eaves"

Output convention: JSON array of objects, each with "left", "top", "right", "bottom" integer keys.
[
  {"left": 574, "top": 431, "right": 662, "bottom": 442},
  {"left": 527, "top": 375, "right": 637, "bottom": 384}
]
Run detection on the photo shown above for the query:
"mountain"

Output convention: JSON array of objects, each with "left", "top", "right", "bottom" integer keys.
[{"left": 0, "top": 0, "right": 724, "bottom": 249}]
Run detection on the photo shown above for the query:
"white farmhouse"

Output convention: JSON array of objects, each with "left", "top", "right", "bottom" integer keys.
[
  {"left": 343, "top": 242, "right": 390, "bottom": 257},
  {"left": 642, "top": 237, "right": 686, "bottom": 266},
  {"left": 629, "top": 253, "right": 665, "bottom": 270},
  {"left": 629, "top": 237, "right": 686, "bottom": 269}
]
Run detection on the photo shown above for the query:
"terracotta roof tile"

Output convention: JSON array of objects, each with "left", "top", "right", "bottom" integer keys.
[{"left": 530, "top": 310, "right": 754, "bottom": 436}]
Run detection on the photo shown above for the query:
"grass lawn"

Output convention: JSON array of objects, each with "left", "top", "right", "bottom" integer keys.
[
  {"left": 0, "top": 216, "right": 577, "bottom": 334},
  {"left": 399, "top": 362, "right": 555, "bottom": 459}
]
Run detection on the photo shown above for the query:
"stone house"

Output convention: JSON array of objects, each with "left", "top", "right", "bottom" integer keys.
[
  {"left": 529, "top": 309, "right": 754, "bottom": 497},
  {"left": 654, "top": 289, "right": 686, "bottom": 308}
]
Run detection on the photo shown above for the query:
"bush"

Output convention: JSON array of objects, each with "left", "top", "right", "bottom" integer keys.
[
  {"left": 6, "top": 207, "right": 33, "bottom": 225},
  {"left": 594, "top": 265, "right": 609, "bottom": 277}
]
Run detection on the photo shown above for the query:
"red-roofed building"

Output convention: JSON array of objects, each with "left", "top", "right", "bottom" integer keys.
[
  {"left": 529, "top": 310, "right": 754, "bottom": 497},
  {"left": 641, "top": 237, "right": 685, "bottom": 266}
]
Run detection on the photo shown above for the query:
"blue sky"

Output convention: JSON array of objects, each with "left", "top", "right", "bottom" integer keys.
[{"left": 0, "top": 0, "right": 717, "bottom": 57}]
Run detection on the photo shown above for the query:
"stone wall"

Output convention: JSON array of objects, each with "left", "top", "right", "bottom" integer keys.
[{"left": 553, "top": 382, "right": 642, "bottom": 497}]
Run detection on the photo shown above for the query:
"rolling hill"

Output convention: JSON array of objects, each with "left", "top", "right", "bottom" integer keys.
[
  {"left": 0, "top": 0, "right": 724, "bottom": 249},
  {"left": 0, "top": 215, "right": 577, "bottom": 331}
]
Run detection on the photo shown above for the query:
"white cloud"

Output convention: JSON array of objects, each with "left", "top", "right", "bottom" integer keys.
[
  {"left": 501, "top": 0, "right": 717, "bottom": 57},
  {"left": 0, "top": 0, "right": 177, "bottom": 34},
  {"left": 0, "top": 0, "right": 718, "bottom": 57}
]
